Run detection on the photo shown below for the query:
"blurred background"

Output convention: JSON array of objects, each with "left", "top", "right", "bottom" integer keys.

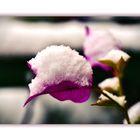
[{"left": 0, "top": 16, "right": 140, "bottom": 124}]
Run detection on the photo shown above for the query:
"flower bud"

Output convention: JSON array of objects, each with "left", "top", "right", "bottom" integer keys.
[
  {"left": 99, "top": 49, "right": 130, "bottom": 70},
  {"left": 98, "top": 77, "right": 120, "bottom": 93}
]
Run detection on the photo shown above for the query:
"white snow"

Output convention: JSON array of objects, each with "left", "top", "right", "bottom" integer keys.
[{"left": 28, "top": 45, "right": 93, "bottom": 96}]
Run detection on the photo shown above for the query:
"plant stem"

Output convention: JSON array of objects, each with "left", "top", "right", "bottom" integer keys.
[
  {"left": 118, "top": 76, "right": 124, "bottom": 96},
  {"left": 101, "top": 90, "right": 131, "bottom": 124},
  {"left": 114, "top": 68, "right": 124, "bottom": 96},
  {"left": 118, "top": 73, "right": 131, "bottom": 124},
  {"left": 124, "top": 109, "right": 131, "bottom": 124},
  {"left": 114, "top": 69, "right": 131, "bottom": 123}
]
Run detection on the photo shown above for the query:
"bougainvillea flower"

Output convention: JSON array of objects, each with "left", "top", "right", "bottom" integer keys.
[
  {"left": 24, "top": 45, "right": 93, "bottom": 106},
  {"left": 83, "top": 26, "right": 121, "bottom": 71}
]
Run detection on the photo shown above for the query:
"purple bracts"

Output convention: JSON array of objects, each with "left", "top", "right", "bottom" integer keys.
[{"left": 24, "top": 45, "right": 93, "bottom": 106}]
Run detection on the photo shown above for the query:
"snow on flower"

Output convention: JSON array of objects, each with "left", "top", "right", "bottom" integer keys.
[
  {"left": 83, "top": 26, "right": 121, "bottom": 71},
  {"left": 24, "top": 45, "right": 93, "bottom": 106}
]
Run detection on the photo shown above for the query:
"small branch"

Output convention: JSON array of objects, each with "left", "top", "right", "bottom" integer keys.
[
  {"left": 101, "top": 90, "right": 131, "bottom": 124},
  {"left": 118, "top": 76, "right": 124, "bottom": 96},
  {"left": 124, "top": 109, "right": 131, "bottom": 124}
]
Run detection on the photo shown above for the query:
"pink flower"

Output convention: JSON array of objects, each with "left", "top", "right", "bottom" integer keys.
[
  {"left": 24, "top": 45, "right": 93, "bottom": 106},
  {"left": 83, "top": 26, "right": 121, "bottom": 71}
]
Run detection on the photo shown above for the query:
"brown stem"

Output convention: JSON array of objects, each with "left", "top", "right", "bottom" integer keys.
[
  {"left": 101, "top": 90, "right": 131, "bottom": 124},
  {"left": 124, "top": 109, "right": 131, "bottom": 124}
]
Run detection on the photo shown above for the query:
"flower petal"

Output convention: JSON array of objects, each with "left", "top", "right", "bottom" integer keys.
[
  {"left": 98, "top": 77, "right": 120, "bottom": 93},
  {"left": 99, "top": 49, "right": 130, "bottom": 66},
  {"left": 49, "top": 81, "right": 91, "bottom": 103},
  {"left": 83, "top": 26, "right": 120, "bottom": 71},
  {"left": 24, "top": 45, "right": 93, "bottom": 106}
]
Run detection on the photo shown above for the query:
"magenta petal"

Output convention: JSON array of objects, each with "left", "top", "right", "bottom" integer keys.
[
  {"left": 50, "top": 87, "right": 90, "bottom": 103},
  {"left": 93, "top": 62, "right": 113, "bottom": 72},
  {"left": 85, "top": 26, "right": 90, "bottom": 36},
  {"left": 83, "top": 26, "right": 120, "bottom": 72},
  {"left": 47, "top": 81, "right": 91, "bottom": 103},
  {"left": 23, "top": 92, "right": 46, "bottom": 107},
  {"left": 24, "top": 81, "right": 91, "bottom": 107}
]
